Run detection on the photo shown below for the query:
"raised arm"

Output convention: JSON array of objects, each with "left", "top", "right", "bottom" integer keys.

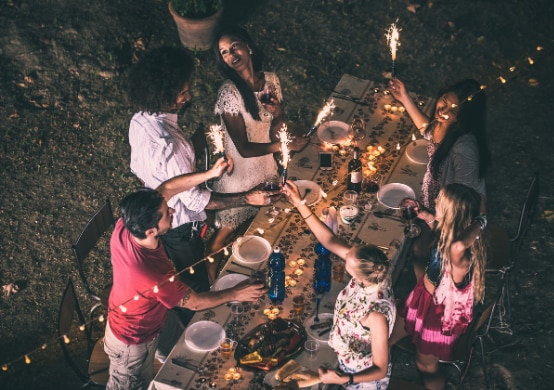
[
  {"left": 282, "top": 181, "right": 350, "bottom": 259},
  {"left": 389, "top": 78, "right": 430, "bottom": 135},
  {"left": 156, "top": 156, "right": 232, "bottom": 201}
]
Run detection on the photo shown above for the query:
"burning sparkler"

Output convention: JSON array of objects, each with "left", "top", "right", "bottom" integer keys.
[
  {"left": 306, "top": 99, "right": 336, "bottom": 137},
  {"left": 386, "top": 22, "right": 401, "bottom": 78},
  {"left": 277, "top": 124, "right": 291, "bottom": 185},
  {"left": 207, "top": 124, "right": 227, "bottom": 161}
]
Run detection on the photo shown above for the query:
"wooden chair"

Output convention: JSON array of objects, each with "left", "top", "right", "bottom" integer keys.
[
  {"left": 393, "top": 286, "right": 503, "bottom": 389},
  {"left": 58, "top": 279, "right": 109, "bottom": 388},
  {"left": 71, "top": 199, "right": 115, "bottom": 314}
]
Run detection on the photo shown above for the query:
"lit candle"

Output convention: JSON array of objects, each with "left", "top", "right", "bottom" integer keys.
[
  {"left": 224, "top": 373, "right": 234, "bottom": 381},
  {"left": 398, "top": 106, "right": 406, "bottom": 113},
  {"left": 396, "top": 143, "right": 401, "bottom": 150},
  {"left": 377, "top": 146, "right": 386, "bottom": 154},
  {"left": 390, "top": 106, "right": 398, "bottom": 113},
  {"left": 412, "top": 133, "right": 417, "bottom": 141},
  {"left": 294, "top": 268, "right": 303, "bottom": 276},
  {"left": 384, "top": 104, "right": 391, "bottom": 111},
  {"left": 288, "top": 260, "right": 298, "bottom": 268},
  {"left": 288, "top": 279, "right": 297, "bottom": 287}
]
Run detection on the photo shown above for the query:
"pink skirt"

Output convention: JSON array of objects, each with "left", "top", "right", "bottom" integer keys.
[{"left": 400, "top": 278, "right": 460, "bottom": 361}]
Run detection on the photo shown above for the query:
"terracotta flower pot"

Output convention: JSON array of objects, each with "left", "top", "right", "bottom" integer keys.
[{"left": 168, "top": 2, "right": 224, "bottom": 51}]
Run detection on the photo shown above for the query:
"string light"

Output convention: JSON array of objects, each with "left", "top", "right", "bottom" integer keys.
[
  {"left": 168, "top": 276, "right": 175, "bottom": 283},
  {"left": 63, "top": 335, "right": 70, "bottom": 344},
  {"left": 207, "top": 256, "right": 214, "bottom": 263},
  {"left": 79, "top": 324, "right": 86, "bottom": 331},
  {"left": 98, "top": 314, "right": 105, "bottom": 323},
  {"left": 24, "top": 356, "right": 31, "bottom": 365},
  {"left": 119, "top": 305, "right": 127, "bottom": 312},
  {"left": 1, "top": 365, "right": 7, "bottom": 372}
]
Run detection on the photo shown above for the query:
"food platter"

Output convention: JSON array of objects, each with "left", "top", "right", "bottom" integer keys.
[
  {"left": 232, "top": 235, "right": 272, "bottom": 265},
  {"left": 405, "top": 139, "right": 429, "bottom": 165},
  {"left": 377, "top": 183, "right": 416, "bottom": 209},
  {"left": 317, "top": 120, "right": 352, "bottom": 144},
  {"left": 235, "top": 318, "right": 307, "bottom": 371}
]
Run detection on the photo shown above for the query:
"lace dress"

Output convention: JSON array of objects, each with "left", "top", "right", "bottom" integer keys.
[
  {"left": 328, "top": 279, "right": 396, "bottom": 389},
  {"left": 213, "top": 72, "right": 280, "bottom": 229}
]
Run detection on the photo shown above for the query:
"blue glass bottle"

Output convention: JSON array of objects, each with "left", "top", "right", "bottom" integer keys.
[
  {"left": 313, "top": 243, "right": 331, "bottom": 294},
  {"left": 267, "top": 247, "right": 286, "bottom": 304}
]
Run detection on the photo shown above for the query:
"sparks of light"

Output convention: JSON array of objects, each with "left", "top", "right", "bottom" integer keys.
[
  {"left": 207, "top": 124, "right": 225, "bottom": 154},
  {"left": 277, "top": 124, "right": 291, "bottom": 168},
  {"left": 314, "top": 99, "right": 336, "bottom": 126},
  {"left": 386, "top": 22, "right": 401, "bottom": 61}
]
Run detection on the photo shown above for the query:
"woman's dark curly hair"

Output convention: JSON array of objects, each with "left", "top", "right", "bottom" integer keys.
[
  {"left": 426, "top": 79, "right": 491, "bottom": 179},
  {"left": 127, "top": 46, "right": 194, "bottom": 114},
  {"left": 213, "top": 25, "right": 264, "bottom": 121}
]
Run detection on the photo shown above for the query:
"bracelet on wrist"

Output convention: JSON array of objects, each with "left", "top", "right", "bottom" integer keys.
[{"left": 302, "top": 212, "right": 314, "bottom": 220}]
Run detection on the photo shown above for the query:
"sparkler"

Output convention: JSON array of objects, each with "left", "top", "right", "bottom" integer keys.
[
  {"left": 386, "top": 22, "right": 401, "bottom": 78},
  {"left": 306, "top": 99, "right": 336, "bottom": 137},
  {"left": 277, "top": 124, "right": 291, "bottom": 185},
  {"left": 207, "top": 124, "right": 227, "bottom": 161}
]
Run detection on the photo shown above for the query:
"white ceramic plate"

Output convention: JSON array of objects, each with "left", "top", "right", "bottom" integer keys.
[
  {"left": 212, "top": 273, "right": 249, "bottom": 291},
  {"left": 405, "top": 139, "right": 429, "bottom": 165},
  {"left": 232, "top": 235, "right": 272, "bottom": 265},
  {"left": 304, "top": 313, "right": 334, "bottom": 343},
  {"left": 294, "top": 180, "right": 323, "bottom": 207},
  {"left": 377, "top": 183, "right": 416, "bottom": 209},
  {"left": 184, "top": 320, "right": 225, "bottom": 352},
  {"left": 317, "top": 120, "right": 352, "bottom": 144}
]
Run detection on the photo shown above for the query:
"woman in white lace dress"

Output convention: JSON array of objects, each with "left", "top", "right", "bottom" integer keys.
[{"left": 209, "top": 26, "right": 308, "bottom": 276}]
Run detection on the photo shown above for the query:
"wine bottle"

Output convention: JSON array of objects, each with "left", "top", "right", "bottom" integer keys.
[{"left": 347, "top": 147, "right": 362, "bottom": 192}]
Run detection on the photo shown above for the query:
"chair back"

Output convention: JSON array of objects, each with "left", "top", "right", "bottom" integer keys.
[
  {"left": 510, "top": 172, "right": 539, "bottom": 266},
  {"left": 485, "top": 223, "right": 511, "bottom": 272},
  {"left": 58, "top": 279, "right": 94, "bottom": 382},
  {"left": 72, "top": 200, "right": 115, "bottom": 301},
  {"left": 58, "top": 279, "right": 110, "bottom": 386}
]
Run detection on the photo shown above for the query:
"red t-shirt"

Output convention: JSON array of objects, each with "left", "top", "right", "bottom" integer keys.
[{"left": 108, "top": 219, "right": 188, "bottom": 344}]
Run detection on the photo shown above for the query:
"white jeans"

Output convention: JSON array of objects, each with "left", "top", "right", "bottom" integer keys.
[{"left": 104, "top": 320, "right": 159, "bottom": 390}]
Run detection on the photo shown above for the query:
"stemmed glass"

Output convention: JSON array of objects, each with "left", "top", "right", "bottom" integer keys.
[
  {"left": 258, "top": 81, "right": 277, "bottom": 105},
  {"left": 263, "top": 175, "right": 282, "bottom": 221},
  {"left": 350, "top": 118, "right": 366, "bottom": 145},
  {"left": 398, "top": 198, "right": 421, "bottom": 238},
  {"left": 361, "top": 174, "right": 381, "bottom": 208}
]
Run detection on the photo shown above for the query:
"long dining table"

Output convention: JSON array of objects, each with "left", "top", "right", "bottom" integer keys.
[{"left": 148, "top": 74, "right": 434, "bottom": 390}]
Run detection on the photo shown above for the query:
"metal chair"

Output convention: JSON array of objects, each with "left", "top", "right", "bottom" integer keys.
[
  {"left": 393, "top": 286, "right": 503, "bottom": 389},
  {"left": 485, "top": 172, "right": 539, "bottom": 330},
  {"left": 71, "top": 199, "right": 115, "bottom": 314},
  {"left": 58, "top": 279, "right": 109, "bottom": 388}
]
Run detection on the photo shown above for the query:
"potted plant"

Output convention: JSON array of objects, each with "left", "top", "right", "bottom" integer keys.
[{"left": 168, "top": 0, "right": 224, "bottom": 51}]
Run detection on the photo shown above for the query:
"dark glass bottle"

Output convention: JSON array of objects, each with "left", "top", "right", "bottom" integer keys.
[
  {"left": 267, "top": 247, "right": 286, "bottom": 304},
  {"left": 347, "top": 147, "right": 362, "bottom": 192},
  {"left": 313, "top": 243, "right": 331, "bottom": 294}
]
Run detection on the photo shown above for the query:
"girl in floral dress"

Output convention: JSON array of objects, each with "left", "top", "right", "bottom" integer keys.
[{"left": 282, "top": 181, "right": 396, "bottom": 389}]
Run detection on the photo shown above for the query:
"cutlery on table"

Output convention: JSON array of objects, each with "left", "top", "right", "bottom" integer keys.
[
  {"left": 314, "top": 297, "right": 321, "bottom": 322},
  {"left": 318, "top": 327, "right": 331, "bottom": 337},
  {"left": 171, "top": 358, "right": 198, "bottom": 371},
  {"left": 230, "top": 261, "right": 254, "bottom": 271}
]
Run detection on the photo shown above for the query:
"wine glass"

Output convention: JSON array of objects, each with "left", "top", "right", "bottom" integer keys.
[
  {"left": 263, "top": 175, "right": 282, "bottom": 221},
  {"left": 258, "top": 81, "right": 277, "bottom": 105},
  {"left": 361, "top": 174, "right": 381, "bottom": 208},
  {"left": 350, "top": 118, "right": 366, "bottom": 145},
  {"left": 398, "top": 198, "right": 421, "bottom": 238}
]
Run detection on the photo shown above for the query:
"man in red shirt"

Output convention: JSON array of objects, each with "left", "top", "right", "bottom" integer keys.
[{"left": 104, "top": 162, "right": 268, "bottom": 389}]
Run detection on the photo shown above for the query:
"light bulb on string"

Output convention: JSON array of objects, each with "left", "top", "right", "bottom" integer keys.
[
  {"left": 119, "top": 305, "right": 127, "bottom": 313},
  {"left": 223, "top": 247, "right": 230, "bottom": 256},
  {"left": 527, "top": 57, "right": 534, "bottom": 64},
  {"left": 208, "top": 256, "right": 214, "bottom": 263},
  {"left": 134, "top": 294, "right": 140, "bottom": 300},
  {"left": 189, "top": 268, "right": 195, "bottom": 275},
  {"left": 79, "top": 324, "right": 85, "bottom": 332},
  {"left": 2, "top": 364, "right": 8, "bottom": 371},
  {"left": 41, "top": 344, "right": 47, "bottom": 350},
  {"left": 24, "top": 356, "right": 31, "bottom": 365},
  {"left": 153, "top": 285, "right": 159, "bottom": 293},
  {"left": 98, "top": 314, "right": 105, "bottom": 323},
  {"left": 63, "top": 335, "right": 70, "bottom": 344},
  {"left": 168, "top": 276, "right": 175, "bottom": 283},
  {"left": 498, "top": 76, "right": 507, "bottom": 84}
]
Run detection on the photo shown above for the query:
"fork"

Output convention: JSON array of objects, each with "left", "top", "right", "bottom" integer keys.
[{"left": 314, "top": 297, "right": 321, "bottom": 322}]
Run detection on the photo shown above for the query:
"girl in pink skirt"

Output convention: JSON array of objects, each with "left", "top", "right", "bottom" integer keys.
[{"left": 391, "top": 184, "right": 487, "bottom": 390}]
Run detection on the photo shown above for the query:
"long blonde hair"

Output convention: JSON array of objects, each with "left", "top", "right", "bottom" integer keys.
[{"left": 435, "top": 184, "right": 486, "bottom": 302}]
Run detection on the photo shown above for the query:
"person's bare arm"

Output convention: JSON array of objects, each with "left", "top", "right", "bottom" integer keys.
[
  {"left": 156, "top": 157, "right": 232, "bottom": 201},
  {"left": 222, "top": 113, "right": 281, "bottom": 157},
  {"left": 389, "top": 78, "right": 430, "bottom": 134},
  {"left": 177, "top": 282, "right": 266, "bottom": 311}
]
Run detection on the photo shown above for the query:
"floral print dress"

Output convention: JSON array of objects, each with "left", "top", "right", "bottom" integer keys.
[{"left": 328, "top": 279, "right": 396, "bottom": 389}]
